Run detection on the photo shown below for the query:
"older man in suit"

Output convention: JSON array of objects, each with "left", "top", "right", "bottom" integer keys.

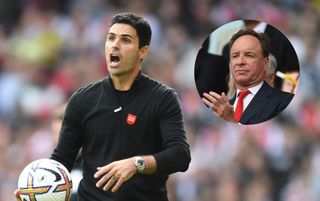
[{"left": 202, "top": 29, "right": 294, "bottom": 124}]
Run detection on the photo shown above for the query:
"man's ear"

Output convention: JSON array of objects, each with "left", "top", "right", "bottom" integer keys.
[
  {"left": 264, "top": 56, "right": 270, "bottom": 71},
  {"left": 139, "top": 46, "right": 149, "bottom": 62}
]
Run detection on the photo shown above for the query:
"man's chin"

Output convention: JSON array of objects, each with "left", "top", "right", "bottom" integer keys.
[
  {"left": 108, "top": 67, "right": 139, "bottom": 78},
  {"left": 234, "top": 79, "right": 252, "bottom": 88},
  {"left": 109, "top": 70, "right": 136, "bottom": 79},
  {"left": 234, "top": 78, "right": 249, "bottom": 85},
  {"left": 108, "top": 68, "right": 124, "bottom": 76},
  {"left": 235, "top": 79, "right": 263, "bottom": 88}
]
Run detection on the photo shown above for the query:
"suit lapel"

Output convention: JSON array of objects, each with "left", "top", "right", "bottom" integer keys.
[
  {"left": 230, "top": 95, "right": 236, "bottom": 105},
  {"left": 240, "top": 82, "right": 273, "bottom": 124}
]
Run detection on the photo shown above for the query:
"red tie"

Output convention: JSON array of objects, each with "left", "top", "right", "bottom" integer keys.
[{"left": 234, "top": 90, "right": 251, "bottom": 122}]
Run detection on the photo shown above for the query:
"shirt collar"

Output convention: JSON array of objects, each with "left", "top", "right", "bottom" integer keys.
[
  {"left": 106, "top": 70, "right": 143, "bottom": 91},
  {"left": 236, "top": 81, "right": 263, "bottom": 96}
]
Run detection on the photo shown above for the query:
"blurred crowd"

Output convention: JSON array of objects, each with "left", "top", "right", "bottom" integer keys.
[{"left": 0, "top": 0, "right": 320, "bottom": 201}]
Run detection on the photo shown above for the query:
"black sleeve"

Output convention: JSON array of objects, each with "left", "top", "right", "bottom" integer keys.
[
  {"left": 194, "top": 37, "right": 229, "bottom": 97},
  {"left": 152, "top": 89, "right": 191, "bottom": 174},
  {"left": 51, "top": 92, "right": 83, "bottom": 172}
]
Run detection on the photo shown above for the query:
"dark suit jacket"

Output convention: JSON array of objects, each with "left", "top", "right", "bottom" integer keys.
[{"left": 230, "top": 82, "right": 294, "bottom": 125}]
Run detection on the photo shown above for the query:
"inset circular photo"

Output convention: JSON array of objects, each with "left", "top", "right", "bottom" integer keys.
[{"left": 194, "top": 20, "right": 299, "bottom": 125}]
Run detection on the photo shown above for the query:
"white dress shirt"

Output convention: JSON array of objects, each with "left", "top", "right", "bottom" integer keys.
[{"left": 233, "top": 81, "right": 264, "bottom": 112}]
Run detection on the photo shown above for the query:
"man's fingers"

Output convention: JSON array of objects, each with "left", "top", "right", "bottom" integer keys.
[
  {"left": 203, "top": 92, "right": 217, "bottom": 102},
  {"left": 94, "top": 164, "right": 112, "bottom": 179},
  {"left": 221, "top": 92, "right": 229, "bottom": 102},
  {"left": 209, "top": 91, "right": 227, "bottom": 104},
  {"left": 202, "top": 98, "right": 214, "bottom": 110},
  {"left": 202, "top": 97, "right": 220, "bottom": 117},
  {"left": 204, "top": 91, "right": 227, "bottom": 105},
  {"left": 203, "top": 91, "right": 235, "bottom": 122},
  {"left": 203, "top": 93, "right": 219, "bottom": 106},
  {"left": 96, "top": 170, "right": 116, "bottom": 188},
  {"left": 103, "top": 176, "right": 118, "bottom": 191},
  {"left": 95, "top": 158, "right": 138, "bottom": 192},
  {"left": 208, "top": 91, "right": 221, "bottom": 99},
  {"left": 203, "top": 92, "right": 224, "bottom": 108},
  {"left": 221, "top": 92, "right": 226, "bottom": 99},
  {"left": 112, "top": 177, "right": 125, "bottom": 192}
]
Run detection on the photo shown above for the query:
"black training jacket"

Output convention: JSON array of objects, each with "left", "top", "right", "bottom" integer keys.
[{"left": 51, "top": 72, "right": 191, "bottom": 201}]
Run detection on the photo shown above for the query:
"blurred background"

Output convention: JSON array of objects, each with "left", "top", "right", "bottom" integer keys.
[{"left": 0, "top": 0, "right": 320, "bottom": 201}]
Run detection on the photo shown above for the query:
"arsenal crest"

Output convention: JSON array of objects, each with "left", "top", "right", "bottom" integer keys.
[{"left": 126, "top": 114, "right": 137, "bottom": 125}]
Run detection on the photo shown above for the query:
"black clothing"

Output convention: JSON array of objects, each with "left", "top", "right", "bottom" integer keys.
[
  {"left": 51, "top": 72, "right": 191, "bottom": 201},
  {"left": 194, "top": 37, "right": 229, "bottom": 96}
]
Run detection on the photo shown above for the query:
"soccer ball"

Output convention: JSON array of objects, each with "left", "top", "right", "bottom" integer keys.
[{"left": 17, "top": 159, "right": 73, "bottom": 201}]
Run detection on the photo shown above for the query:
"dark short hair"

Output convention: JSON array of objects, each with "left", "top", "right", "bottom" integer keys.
[
  {"left": 229, "top": 29, "right": 270, "bottom": 58},
  {"left": 110, "top": 12, "right": 152, "bottom": 48}
]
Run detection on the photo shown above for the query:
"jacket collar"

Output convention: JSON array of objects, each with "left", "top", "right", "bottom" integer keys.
[
  {"left": 105, "top": 71, "right": 144, "bottom": 92},
  {"left": 240, "top": 81, "right": 273, "bottom": 124}
]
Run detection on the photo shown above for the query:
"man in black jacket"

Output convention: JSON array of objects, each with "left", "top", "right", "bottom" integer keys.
[{"left": 15, "top": 12, "right": 191, "bottom": 201}]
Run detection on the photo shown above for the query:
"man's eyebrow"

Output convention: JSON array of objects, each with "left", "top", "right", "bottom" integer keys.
[
  {"left": 107, "top": 32, "right": 133, "bottom": 38},
  {"left": 244, "top": 50, "right": 257, "bottom": 54},
  {"left": 120, "top": 34, "right": 133, "bottom": 38}
]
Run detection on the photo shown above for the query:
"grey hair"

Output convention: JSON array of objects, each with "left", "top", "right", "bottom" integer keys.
[{"left": 266, "top": 54, "right": 277, "bottom": 76}]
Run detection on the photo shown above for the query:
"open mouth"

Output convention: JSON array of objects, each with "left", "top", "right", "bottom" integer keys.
[{"left": 110, "top": 53, "right": 120, "bottom": 64}]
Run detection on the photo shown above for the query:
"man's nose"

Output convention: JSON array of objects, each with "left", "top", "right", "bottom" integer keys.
[
  {"left": 111, "top": 38, "right": 120, "bottom": 49},
  {"left": 236, "top": 55, "right": 245, "bottom": 64}
]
